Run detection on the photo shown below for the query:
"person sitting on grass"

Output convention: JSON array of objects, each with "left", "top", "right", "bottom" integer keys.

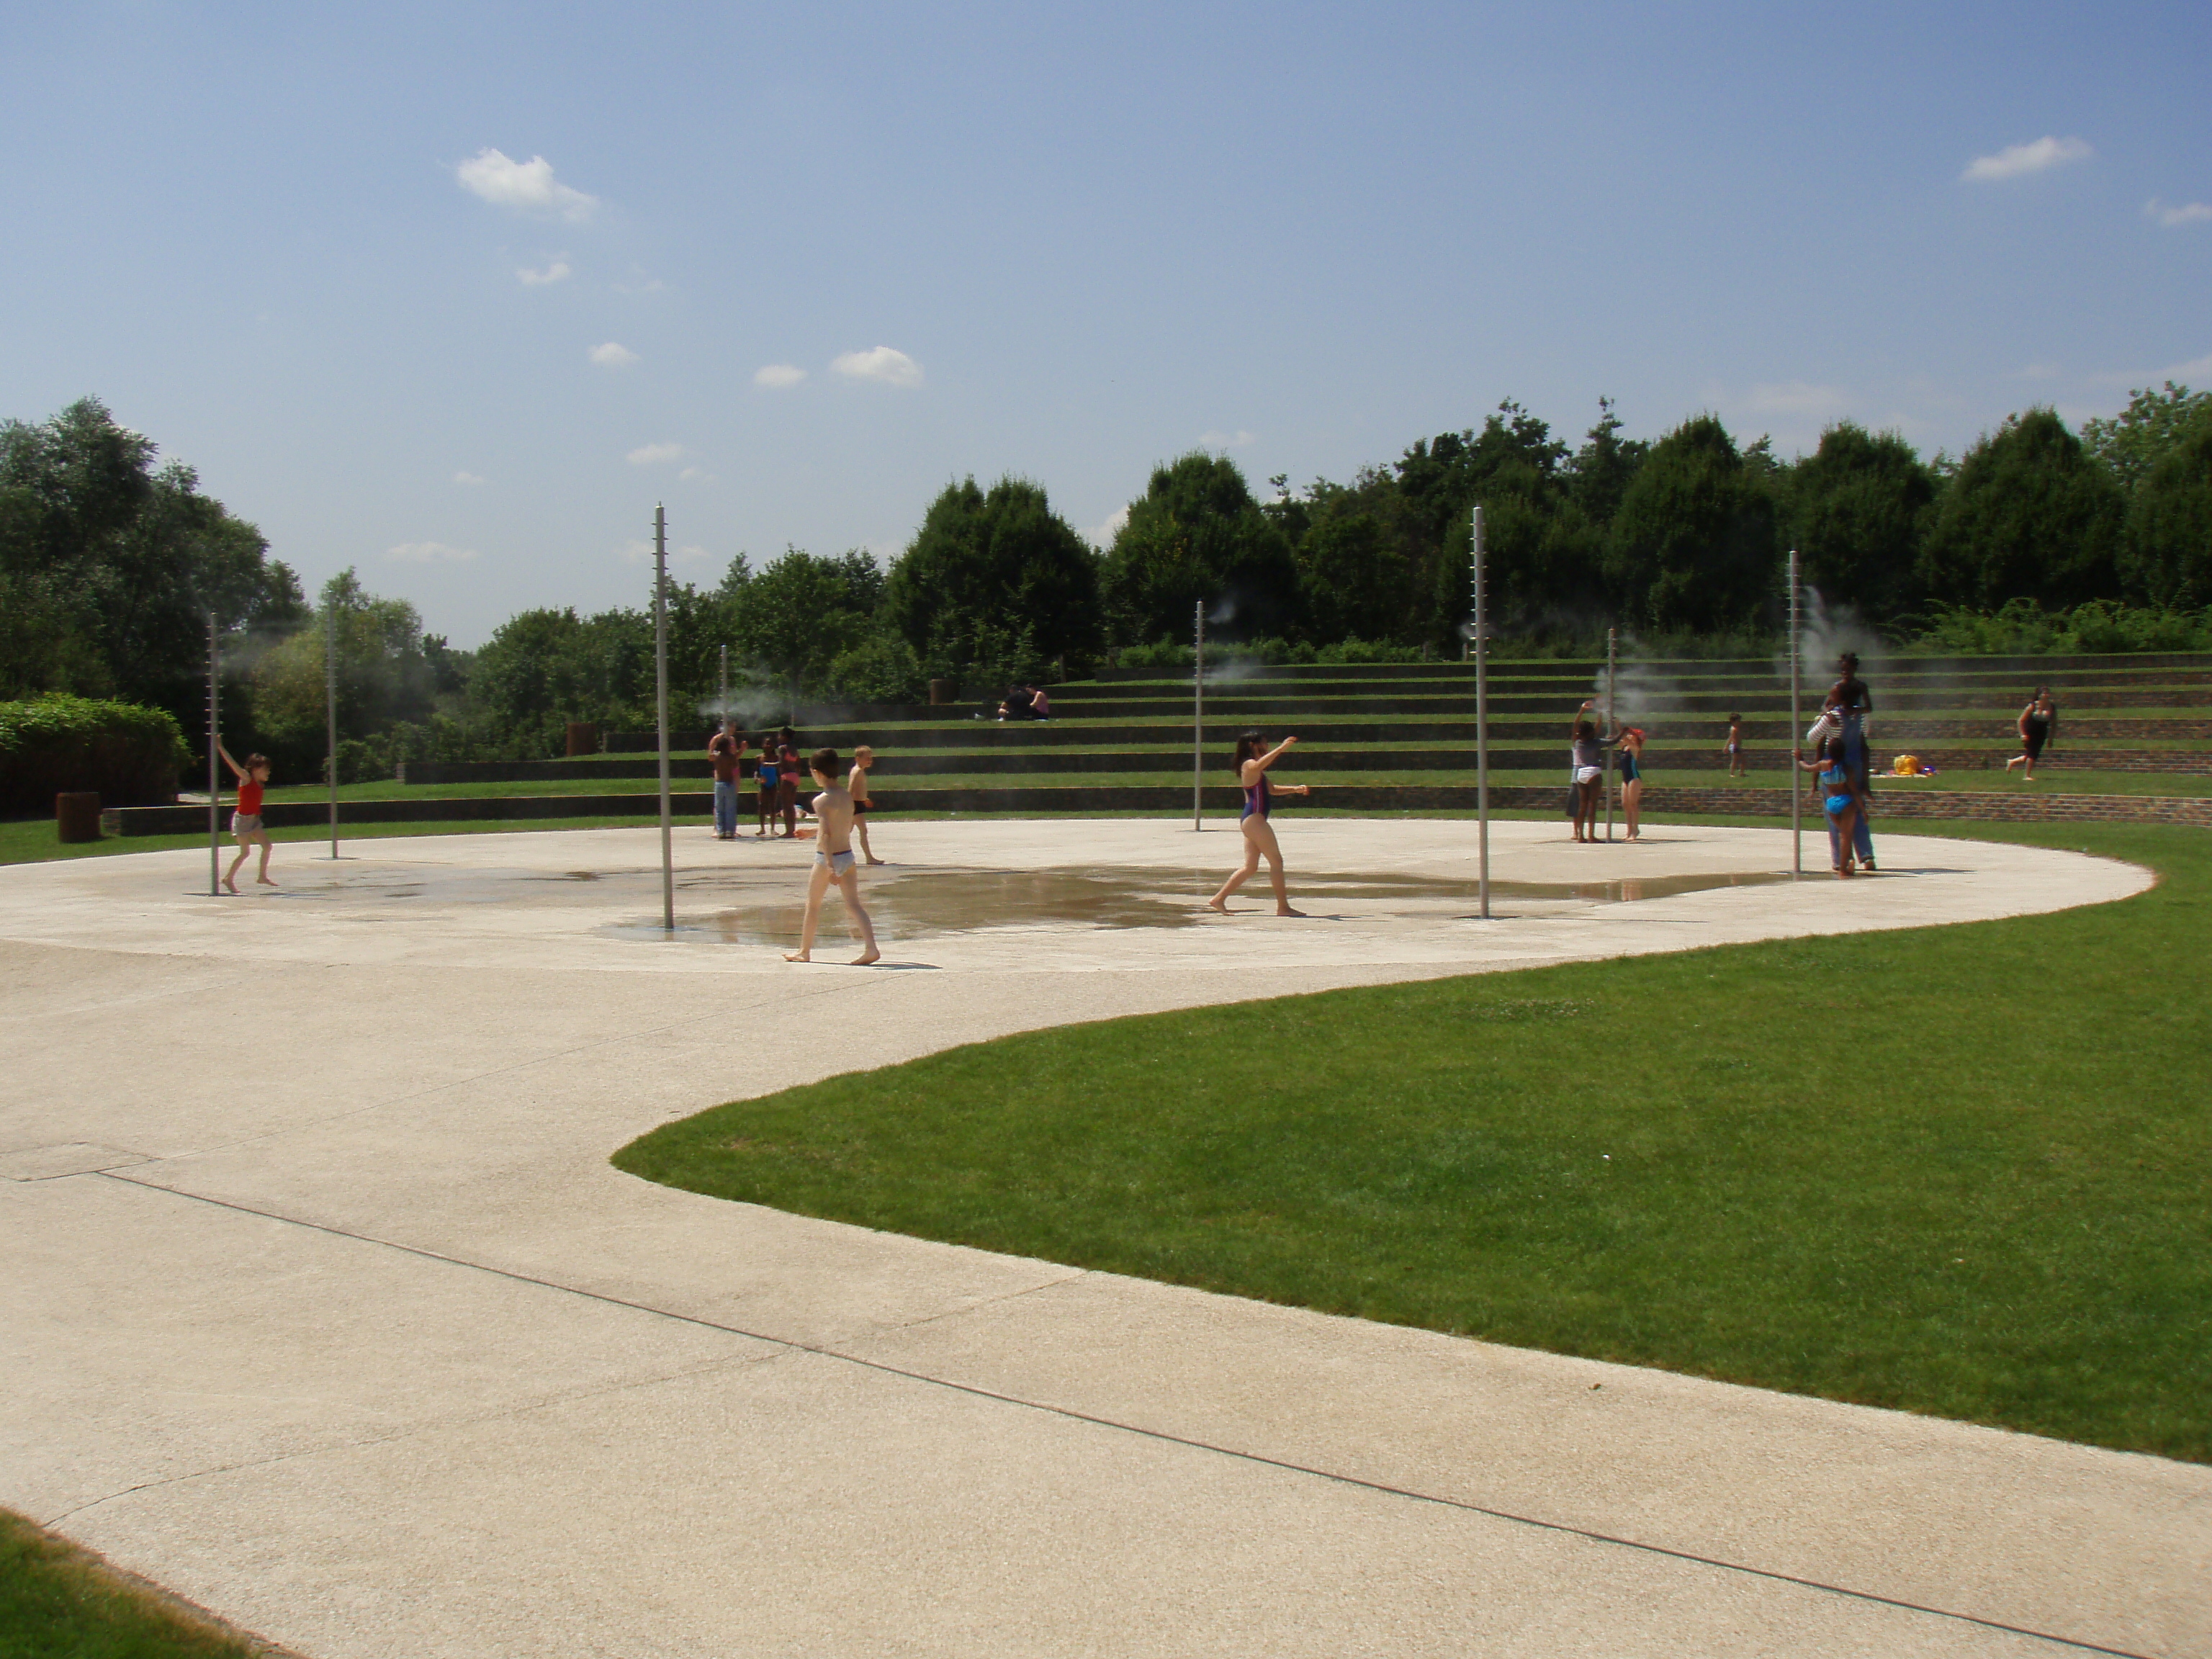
[
  {"left": 217, "top": 739, "right": 276, "bottom": 892},
  {"left": 783, "top": 748, "right": 881, "bottom": 966}
]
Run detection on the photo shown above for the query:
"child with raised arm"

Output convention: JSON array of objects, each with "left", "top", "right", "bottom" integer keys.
[
  {"left": 783, "top": 748, "right": 881, "bottom": 965},
  {"left": 1205, "top": 731, "right": 1311, "bottom": 915},
  {"left": 217, "top": 739, "right": 276, "bottom": 892},
  {"left": 848, "top": 745, "right": 886, "bottom": 865}
]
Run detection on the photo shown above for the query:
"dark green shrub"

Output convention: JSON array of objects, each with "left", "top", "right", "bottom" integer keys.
[{"left": 0, "top": 694, "right": 190, "bottom": 816}]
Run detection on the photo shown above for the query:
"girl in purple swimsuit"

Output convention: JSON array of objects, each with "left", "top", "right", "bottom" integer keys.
[{"left": 1206, "top": 730, "right": 1311, "bottom": 916}]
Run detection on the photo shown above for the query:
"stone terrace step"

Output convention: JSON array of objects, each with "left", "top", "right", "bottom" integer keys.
[{"left": 117, "top": 781, "right": 2212, "bottom": 837}]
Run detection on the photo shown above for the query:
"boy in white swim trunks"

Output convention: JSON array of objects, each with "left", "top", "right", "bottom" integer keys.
[{"left": 783, "top": 747, "right": 881, "bottom": 965}]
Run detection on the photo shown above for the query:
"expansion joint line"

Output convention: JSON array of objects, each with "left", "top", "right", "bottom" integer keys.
[{"left": 96, "top": 1171, "right": 2148, "bottom": 1659}]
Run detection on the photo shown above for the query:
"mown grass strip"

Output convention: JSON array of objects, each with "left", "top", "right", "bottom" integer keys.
[
  {"left": 0, "top": 1508, "right": 281, "bottom": 1658},
  {"left": 616, "top": 819, "right": 2212, "bottom": 1462}
]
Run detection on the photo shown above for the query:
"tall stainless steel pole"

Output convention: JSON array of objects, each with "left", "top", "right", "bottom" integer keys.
[
  {"left": 207, "top": 612, "right": 220, "bottom": 896},
  {"left": 1604, "top": 626, "right": 1617, "bottom": 843},
  {"left": 1192, "top": 599, "right": 1205, "bottom": 831},
  {"left": 1788, "top": 548, "right": 1802, "bottom": 879},
  {"left": 325, "top": 597, "right": 339, "bottom": 858},
  {"left": 655, "top": 505, "right": 674, "bottom": 932},
  {"left": 1473, "top": 505, "right": 1490, "bottom": 920},
  {"left": 719, "top": 644, "right": 729, "bottom": 726}
]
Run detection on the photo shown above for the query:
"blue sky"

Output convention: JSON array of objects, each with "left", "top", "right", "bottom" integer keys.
[{"left": 5, "top": 1, "right": 2207, "bottom": 644}]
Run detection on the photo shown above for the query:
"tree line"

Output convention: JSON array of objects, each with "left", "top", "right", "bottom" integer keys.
[{"left": 4, "top": 387, "right": 2208, "bottom": 780}]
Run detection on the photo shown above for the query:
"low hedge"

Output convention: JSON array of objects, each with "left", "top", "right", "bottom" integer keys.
[{"left": 0, "top": 695, "right": 191, "bottom": 817}]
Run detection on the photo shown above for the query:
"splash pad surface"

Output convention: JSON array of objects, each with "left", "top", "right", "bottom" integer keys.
[{"left": 1, "top": 819, "right": 2198, "bottom": 1658}]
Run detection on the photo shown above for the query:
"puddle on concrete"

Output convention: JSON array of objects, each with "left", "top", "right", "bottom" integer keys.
[{"left": 601, "top": 864, "right": 1791, "bottom": 946}]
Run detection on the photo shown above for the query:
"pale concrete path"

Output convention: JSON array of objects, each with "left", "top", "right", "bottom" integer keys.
[{"left": 1, "top": 819, "right": 2202, "bottom": 1658}]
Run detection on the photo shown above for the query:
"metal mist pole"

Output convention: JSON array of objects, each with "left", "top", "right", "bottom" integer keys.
[
  {"left": 207, "top": 612, "right": 220, "bottom": 896},
  {"left": 1473, "top": 505, "right": 1490, "bottom": 920},
  {"left": 325, "top": 597, "right": 339, "bottom": 858},
  {"left": 1192, "top": 600, "right": 1205, "bottom": 831},
  {"left": 1789, "top": 548, "right": 1802, "bottom": 878},
  {"left": 655, "top": 505, "right": 674, "bottom": 932},
  {"left": 719, "top": 644, "right": 729, "bottom": 727},
  {"left": 1604, "top": 626, "right": 1617, "bottom": 842}
]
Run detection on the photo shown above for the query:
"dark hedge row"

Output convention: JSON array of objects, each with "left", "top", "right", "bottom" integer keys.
[{"left": 0, "top": 694, "right": 190, "bottom": 817}]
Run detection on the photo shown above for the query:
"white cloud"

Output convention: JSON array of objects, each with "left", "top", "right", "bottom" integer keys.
[
  {"left": 456, "top": 148, "right": 599, "bottom": 221},
  {"left": 1083, "top": 505, "right": 1130, "bottom": 549},
  {"left": 388, "top": 541, "right": 477, "bottom": 563},
  {"left": 589, "top": 341, "right": 639, "bottom": 368},
  {"left": 678, "top": 466, "right": 711, "bottom": 482},
  {"left": 2161, "top": 349, "right": 2212, "bottom": 380},
  {"left": 2145, "top": 199, "right": 2212, "bottom": 228},
  {"left": 1198, "top": 428, "right": 1256, "bottom": 449},
  {"left": 1961, "top": 135, "right": 2092, "bottom": 184},
  {"left": 830, "top": 346, "right": 924, "bottom": 387},
  {"left": 518, "top": 256, "right": 571, "bottom": 285},
  {"left": 452, "top": 470, "right": 487, "bottom": 485},
  {"left": 2015, "top": 363, "right": 2061, "bottom": 381},
  {"left": 626, "top": 441, "right": 686, "bottom": 466},
  {"left": 678, "top": 544, "right": 712, "bottom": 563},
  {"left": 1744, "top": 382, "right": 1846, "bottom": 417},
  {"left": 753, "top": 363, "right": 807, "bottom": 389},
  {"left": 617, "top": 539, "right": 654, "bottom": 565}
]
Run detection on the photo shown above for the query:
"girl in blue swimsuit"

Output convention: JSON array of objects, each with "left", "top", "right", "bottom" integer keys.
[
  {"left": 1796, "top": 735, "right": 1864, "bottom": 877},
  {"left": 1207, "top": 730, "right": 1312, "bottom": 915}
]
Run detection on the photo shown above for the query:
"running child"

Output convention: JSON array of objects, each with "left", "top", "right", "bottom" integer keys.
[
  {"left": 1206, "top": 731, "right": 1311, "bottom": 915},
  {"left": 783, "top": 748, "right": 881, "bottom": 965},
  {"left": 848, "top": 745, "right": 886, "bottom": 865},
  {"left": 217, "top": 739, "right": 276, "bottom": 892}
]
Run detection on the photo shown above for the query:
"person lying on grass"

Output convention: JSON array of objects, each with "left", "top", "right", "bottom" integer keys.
[{"left": 783, "top": 747, "right": 881, "bottom": 966}]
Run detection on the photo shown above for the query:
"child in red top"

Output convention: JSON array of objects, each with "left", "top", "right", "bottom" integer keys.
[{"left": 217, "top": 738, "right": 276, "bottom": 892}]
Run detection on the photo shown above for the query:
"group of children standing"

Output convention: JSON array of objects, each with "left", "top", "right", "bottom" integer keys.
[{"left": 706, "top": 721, "right": 883, "bottom": 862}]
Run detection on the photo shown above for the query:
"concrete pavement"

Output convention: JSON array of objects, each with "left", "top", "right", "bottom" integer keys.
[{"left": 2, "top": 817, "right": 2203, "bottom": 1657}]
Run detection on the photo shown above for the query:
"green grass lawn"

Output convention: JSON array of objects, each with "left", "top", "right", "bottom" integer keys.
[
  {"left": 0, "top": 1509, "right": 270, "bottom": 1658},
  {"left": 616, "top": 818, "right": 2212, "bottom": 1462}
]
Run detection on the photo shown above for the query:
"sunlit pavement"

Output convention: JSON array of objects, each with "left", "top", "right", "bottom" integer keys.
[{"left": 2, "top": 819, "right": 2201, "bottom": 1658}]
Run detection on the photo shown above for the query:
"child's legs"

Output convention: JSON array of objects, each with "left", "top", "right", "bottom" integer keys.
[
  {"left": 1246, "top": 817, "right": 1287, "bottom": 903},
  {"left": 1824, "top": 811, "right": 1843, "bottom": 868},
  {"left": 831, "top": 866, "right": 876, "bottom": 948},
  {"left": 253, "top": 833, "right": 274, "bottom": 876},
  {"left": 854, "top": 814, "right": 873, "bottom": 857},
  {"left": 1215, "top": 820, "right": 1264, "bottom": 897},
  {"left": 795, "top": 862, "right": 832, "bottom": 953},
  {"left": 1624, "top": 779, "right": 1642, "bottom": 832},
  {"left": 226, "top": 839, "right": 251, "bottom": 880},
  {"left": 1851, "top": 804, "right": 1873, "bottom": 862}
]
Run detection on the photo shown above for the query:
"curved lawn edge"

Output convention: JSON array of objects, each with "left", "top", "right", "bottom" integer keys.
[{"left": 613, "top": 819, "right": 2208, "bottom": 1462}]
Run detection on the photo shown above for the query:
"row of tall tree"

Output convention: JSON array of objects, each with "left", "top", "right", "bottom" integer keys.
[{"left": 5, "top": 387, "right": 2209, "bottom": 777}]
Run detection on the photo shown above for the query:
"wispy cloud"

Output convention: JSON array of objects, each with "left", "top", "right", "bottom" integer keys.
[
  {"left": 1198, "top": 428, "right": 1256, "bottom": 449},
  {"left": 518, "top": 255, "right": 571, "bottom": 286},
  {"left": 1961, "top": 135, "right": 2092, "bottom": 184},
  {"left": 678, "top": 466, "right": 710, "bottom": 482},
  {"left": 455, "top": 148, "right": 599, "bottom": 221},
  {"left": 1745, "top": 382, "right": 1846, "bottom": 417},
  {"left": 831, "top": 346, "right": 924, "bottom": 387},
  {"left": 2145, "top": 199, "right": 2212, "bottom": 228},
  {"left": 2015, "top": 363, "right": 2061, "bottom": 381},
  {"left": 452, "top": 470, "right": 487, "bottom": 485},
  {"left": 388, "top": 541, "right": 477, "bottom": 563},
  {"left": 589, "top": 341, "right": 638, "bottom": 368},
  {"left": 626, "top": 442, "right": 685, "bottom": 466},
  {"left": 1084, "top": 505, "right": 1130, "bottom": 549},
  {"left": 753, "top": 364, "right": 806, "bottom": 389}
]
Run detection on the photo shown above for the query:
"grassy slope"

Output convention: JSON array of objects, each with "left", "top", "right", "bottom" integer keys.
[
  {"left": 616, "top": 819, "right": 2212, "bottom": 1461},
  {"left": 0, "top": 1510, "right": 269, "bottom": 1658}
]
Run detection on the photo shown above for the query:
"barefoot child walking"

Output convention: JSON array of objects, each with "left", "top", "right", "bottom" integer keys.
[
  {"left": 783, "top": 748, "right": 881, "bottom": 965},
  {"left": 217, "top": 739, "right": 276, "bottom": 892},
  {"left": 1206, "top": 731, "right": 1311, "bottom": 916}
]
